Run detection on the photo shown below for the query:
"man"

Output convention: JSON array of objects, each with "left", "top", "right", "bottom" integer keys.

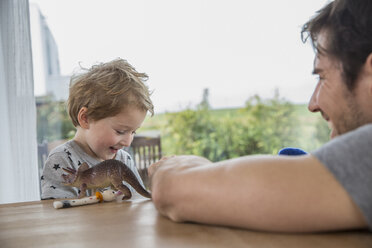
[{"left": 148, "top": 0, "right": 372, "bottom": 232}]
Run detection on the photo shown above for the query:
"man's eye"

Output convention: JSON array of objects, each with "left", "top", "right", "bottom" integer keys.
[{"left": 315, "top": 75, "right": 324, "bottom": 81}]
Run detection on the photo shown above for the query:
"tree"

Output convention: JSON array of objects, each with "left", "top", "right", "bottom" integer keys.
[{"left": 199, "top": 88, "right": 210, "bottom": 109}]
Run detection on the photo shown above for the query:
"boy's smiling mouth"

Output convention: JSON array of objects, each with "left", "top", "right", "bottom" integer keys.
[{"left": 109, "top": 146, "right": 120, "bottom": 153}]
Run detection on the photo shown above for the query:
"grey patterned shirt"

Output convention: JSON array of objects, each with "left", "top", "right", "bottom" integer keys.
[{"left": 41, "top": 140, "right": 144, "bottom": 199}]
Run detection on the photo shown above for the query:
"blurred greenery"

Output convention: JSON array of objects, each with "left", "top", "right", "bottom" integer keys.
[
  {"left": 36, "top": 95, "right": 75, "bottom": 143},
  {"left": 36, "top": 90, "right": 330, "bottom": 162},
  {"left": 141, "top": 90, "right": 331, "bottom": 161}
]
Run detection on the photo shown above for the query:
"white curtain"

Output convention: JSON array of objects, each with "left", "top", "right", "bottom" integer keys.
[{"left": 0, "top": 0, "right": 40, "bottom": 203}]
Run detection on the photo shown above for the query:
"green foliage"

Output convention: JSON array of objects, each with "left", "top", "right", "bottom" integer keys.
[
  {"left": 36, "top": 97, "right": 75, "bottom": 143},
  {"left": 36, "top": 92, "right": 330, "bottom": 162},
  {"left": 241, "top": 92, "right": 298, "bottom": 154},
  {"left": 314, "top": 117, "right": 331, "bottom": 145},
  {"left": 163, "top": 106, "right": 221, "bottom": 160},
  {"left": 161, "top": 92, "right": 300, "bottom": 162}
]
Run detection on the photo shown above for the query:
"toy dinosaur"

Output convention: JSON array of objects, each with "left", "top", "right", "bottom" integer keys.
[{"left": 62, "top": 159, "right": 151, "bottom": 200}]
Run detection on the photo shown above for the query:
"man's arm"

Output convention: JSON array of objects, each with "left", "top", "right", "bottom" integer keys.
[{"left": 149, "top": 155, "right": 367, "bottom": 232}]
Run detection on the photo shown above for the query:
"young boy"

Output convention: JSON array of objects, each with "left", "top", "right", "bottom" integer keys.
[{"left": 41, "top": 58, "right": 154, "bottom": 199}]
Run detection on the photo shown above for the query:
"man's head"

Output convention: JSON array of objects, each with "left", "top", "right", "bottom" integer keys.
[
  {"left": 67, "top": 58, "right": 154, "bottom": 127},
  {"left": 302, "top": 0, "right": 372, "bottom": 91},
  {"left": 301, "top": 0, "right": 372, "bottom": 138}
]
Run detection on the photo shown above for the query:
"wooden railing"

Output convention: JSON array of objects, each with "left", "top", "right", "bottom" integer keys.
[{"left": 130, "top": 135, "right": 162, "bottom": 188}]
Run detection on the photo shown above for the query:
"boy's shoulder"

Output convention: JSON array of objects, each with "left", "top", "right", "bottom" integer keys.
[
  {"left": 46, "top": 140, "right": 99, "bottom": 168},
  {"left": 48, "top": 140, "right": 75, "bottom": 156},
  {"left": 47, "top": 140, "right": 87, "bottom": 164},
  {"left": 116, "top": 149, "right": 135, "bottom": 165},
  {"left": 116, "top": 148, "right": 131, "bottom": 159}
]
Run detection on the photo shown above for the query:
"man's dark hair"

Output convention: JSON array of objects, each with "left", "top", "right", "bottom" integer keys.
[{"left": 301, "top": 0, "right": 372, "bottom": 90}]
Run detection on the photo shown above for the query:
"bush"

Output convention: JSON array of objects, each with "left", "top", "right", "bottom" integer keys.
[
  {"left": 163, "top": 92, "right": 299, "bottom": 162},
  {"left": 242, "top": 93, "right": 298, "bottom": 154}
]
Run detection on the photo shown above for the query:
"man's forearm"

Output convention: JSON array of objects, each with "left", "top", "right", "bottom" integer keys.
[{"left": 150, "top": 155, "right": 367, "bottom": 232}]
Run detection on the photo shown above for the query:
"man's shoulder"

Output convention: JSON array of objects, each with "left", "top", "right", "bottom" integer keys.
[
  {"left": 354, "top": 123, "right": 372, "bottom": 133},
  {"left": 313, "top": 123, "right": 372, "bottom": 230},
  {"left": 337, "top": 123, "right": 372, "bottom": 143},
  {"left": 314, "top": 123, "right": 372, "bottom": 154}
]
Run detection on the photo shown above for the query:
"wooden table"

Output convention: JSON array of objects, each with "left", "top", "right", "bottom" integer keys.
[{"left": 1, "top": 196, "right": 371, "bottom": 248}]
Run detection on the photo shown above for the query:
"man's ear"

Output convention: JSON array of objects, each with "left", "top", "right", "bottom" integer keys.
[
  {"left": 366, "top": 53, "right": 372, "bottom": 95},
  {"left": 77, "top": 107, "right": 89, "bottom": 129},
  {"left": 366, "top": 53, "right": 372, "bottom": 73}
]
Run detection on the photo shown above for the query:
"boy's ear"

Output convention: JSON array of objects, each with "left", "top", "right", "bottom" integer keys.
[{"left": 77, "top": 107, "right": 90, "bottom": 129}]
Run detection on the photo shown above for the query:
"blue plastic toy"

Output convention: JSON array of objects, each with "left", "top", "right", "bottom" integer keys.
[{"left": 278, "top": 147, "right": 307, "bottom": 156}]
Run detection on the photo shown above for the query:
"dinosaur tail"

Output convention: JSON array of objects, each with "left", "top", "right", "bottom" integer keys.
[
  {"left": 126, "top": 171, "right": 151, "bottom": 198},
  {"left": 119, "top": 162, "right": 151, "bottom": 198}
]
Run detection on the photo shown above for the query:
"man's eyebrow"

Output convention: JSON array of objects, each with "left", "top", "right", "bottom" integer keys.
[{"left": 312, "top": 68, "right": 323, "bottom": 75}]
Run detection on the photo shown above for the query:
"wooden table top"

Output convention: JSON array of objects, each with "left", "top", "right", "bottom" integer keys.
[{"left": 1, "top": 195, "right": 371, "bottom": 248}]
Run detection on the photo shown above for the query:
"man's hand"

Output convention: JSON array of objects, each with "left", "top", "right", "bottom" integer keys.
[
  {"left": 148, "top": 155, "right": 211, "bottom": 178},
  {"left": 148, "top": 156, "right": 174, "bottom": 178},
  {"left": 148, "top": 155, "right": 212, "bottom": 191}
]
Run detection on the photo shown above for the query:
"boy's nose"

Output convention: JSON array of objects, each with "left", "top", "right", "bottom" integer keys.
[{"left": 119, "top": 133, "right": 133, "bottom": 147}]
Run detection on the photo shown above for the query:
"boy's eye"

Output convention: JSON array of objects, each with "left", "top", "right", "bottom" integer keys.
[
  {"left": 115, "top": 130, "right": 136, "bottom": 135},
  {"left": 116, "top": 130, "right": 125, "bottom": 135}
]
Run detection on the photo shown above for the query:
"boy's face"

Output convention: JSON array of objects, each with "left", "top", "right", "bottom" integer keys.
[
  {"left": 83, "top": 107, "right": 147, "bottom": 161},
  {"left": 308, "top": 32, "right": 372, "bottom": 138}
]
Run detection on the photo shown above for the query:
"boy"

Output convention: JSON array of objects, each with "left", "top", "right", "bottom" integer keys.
[{"left": 41, "top": 58, "right": 154, "bottom": 199}]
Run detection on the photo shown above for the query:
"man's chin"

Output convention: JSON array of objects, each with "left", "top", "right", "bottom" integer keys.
[{"left": 330, "top": 128, "right": 338, "bottom": 139}]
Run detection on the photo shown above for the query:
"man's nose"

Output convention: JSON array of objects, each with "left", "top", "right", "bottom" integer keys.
[{"left": 308, "top": 82, "right": 320, "bottom": 113}]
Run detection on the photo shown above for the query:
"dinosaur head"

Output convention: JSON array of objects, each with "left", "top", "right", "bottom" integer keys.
[
  {"left": 61, "top": 174, "right": 74, "bottom": 185},
  {"left": 61, "top": 167, "right": 77, "bottom": 185}
]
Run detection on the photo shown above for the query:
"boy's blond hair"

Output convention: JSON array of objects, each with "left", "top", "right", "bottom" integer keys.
[{"left": 68, "top": 58, "right": 154, "bottom": 127}]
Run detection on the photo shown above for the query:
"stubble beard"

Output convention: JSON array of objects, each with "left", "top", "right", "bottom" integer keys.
[{"left": 333, "top": 91, "right": 366, "bottom": 137}]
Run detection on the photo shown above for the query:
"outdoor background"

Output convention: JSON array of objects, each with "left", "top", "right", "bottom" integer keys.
[
  {"left": 37, "top": 93, "right": 330, "bottom": 162},
  {"left": 30, "top": 0, "right": 331, "bottom": 165}
]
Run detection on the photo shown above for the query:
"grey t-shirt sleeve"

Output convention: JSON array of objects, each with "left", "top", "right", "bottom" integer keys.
[
  {"left": 312, "top": 124, "right": 372, "bottom": 230},
  {"left": 41, "top": 152, "right": 79, "bottom": 199}
]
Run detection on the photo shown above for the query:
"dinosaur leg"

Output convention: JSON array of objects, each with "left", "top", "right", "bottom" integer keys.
[
  {"left": 112, "top": 180, "right": 132, "bottom": 200},
  {"left": 79, "top": 183, "right": 87, "bottom": 198}
]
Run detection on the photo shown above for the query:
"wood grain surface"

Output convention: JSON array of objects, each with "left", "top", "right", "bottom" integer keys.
[{"left": 0, "top": 196, "right": 371, "bottom": 248}]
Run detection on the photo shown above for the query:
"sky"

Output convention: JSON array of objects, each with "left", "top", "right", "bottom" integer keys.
[{"left": 29, "top": 0, "right": 329, "bottom": 113}]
